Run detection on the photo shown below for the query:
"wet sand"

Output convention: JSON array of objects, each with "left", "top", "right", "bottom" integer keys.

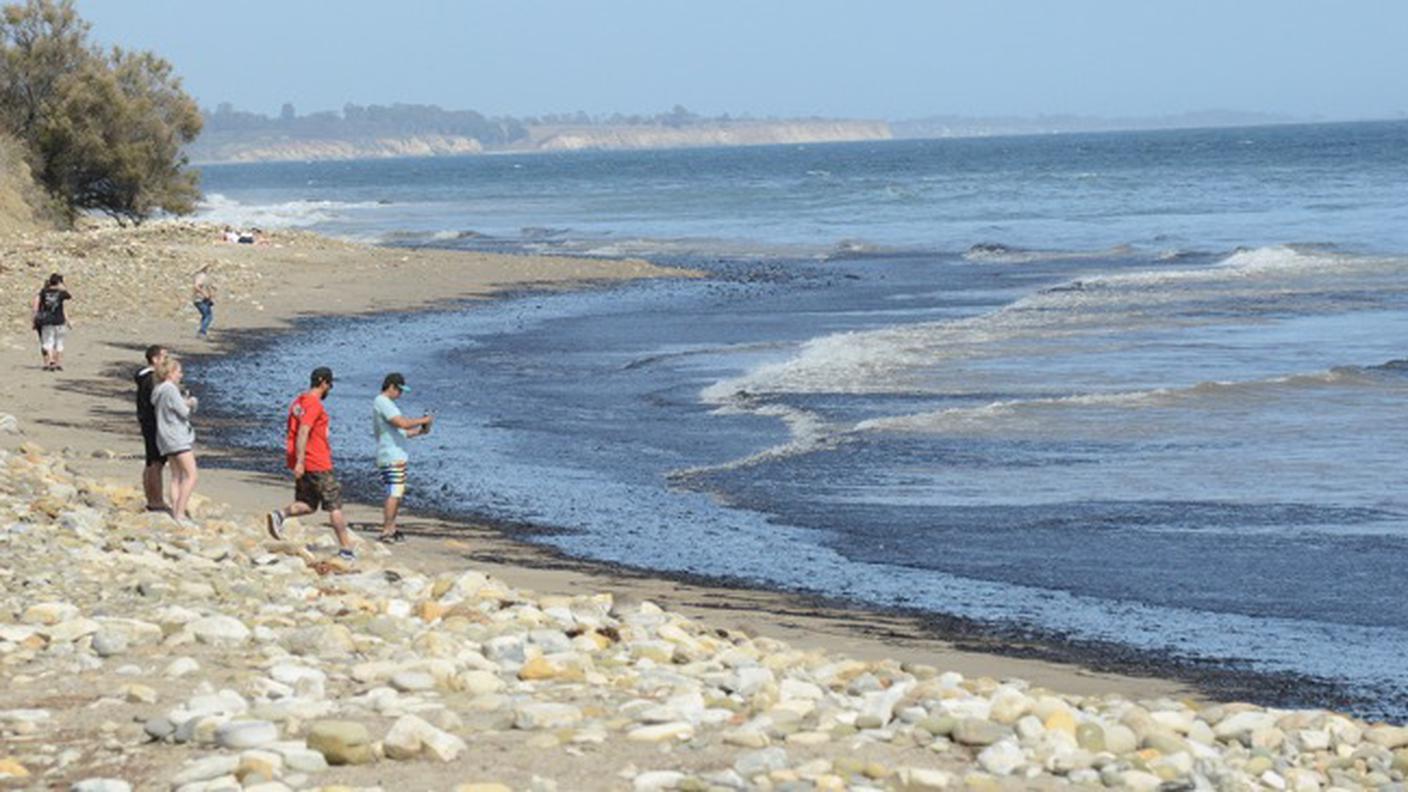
[{"left": 0, "top": 221, "right": 1193, "bottom": 703}]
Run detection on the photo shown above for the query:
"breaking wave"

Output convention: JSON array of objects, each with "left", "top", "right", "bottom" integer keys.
[{"left": 196, "top": 193, "right": 385, "bottom": 231}]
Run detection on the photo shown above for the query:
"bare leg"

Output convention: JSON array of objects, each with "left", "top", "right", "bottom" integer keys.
[
  {"left": 328, "top": 508, "right": 353, "bottom": 550},
  {"left": 380, "top": 496, "right": 402, "bottom": 537},
  {"left": 170, "top": 452, "right": 198, "bottom": 521},
  {"left": 143, "top": 462, "right": 166, "bottom": 509},
  {"left": 283, "top": 500, "right": 314, "bottom": 517}
]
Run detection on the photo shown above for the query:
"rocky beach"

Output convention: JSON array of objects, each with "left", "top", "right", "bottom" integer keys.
[
  {"left": 4, "top": 433, "right": 1408, "bottom": 791},
  {"left": 2, "top": 223, "right": 1406, "bottom": 790}
]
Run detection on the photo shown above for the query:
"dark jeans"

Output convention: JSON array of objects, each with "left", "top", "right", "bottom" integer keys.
[{"left": 194, "top": 299, "right": 214, "bottom": 336}]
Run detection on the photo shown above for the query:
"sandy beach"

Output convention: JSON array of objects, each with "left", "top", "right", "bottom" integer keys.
[
  {"left": 0, "top": 221, "right": 1183, "bottom": 701},
  {"left": 7, "top": 223, "right": 1403, "bottom": 791}
]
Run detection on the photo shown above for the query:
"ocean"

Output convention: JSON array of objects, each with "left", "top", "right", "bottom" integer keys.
[{"left": 197, "top": 121, "right": 1408, "bottom": 719}]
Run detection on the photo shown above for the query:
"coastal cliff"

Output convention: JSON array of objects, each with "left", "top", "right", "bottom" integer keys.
[
  {"left": 188, "top": 120, "right": 892, "bottom": 164},
  {"left": 528, "top": 120, "right": 892, "bottom": 152},
  {"left": 192, "top": 134, "right": 485, "bottom": 164}
]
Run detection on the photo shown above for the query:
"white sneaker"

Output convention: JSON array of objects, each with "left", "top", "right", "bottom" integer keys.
[{"left": 265, "top": 510, "right": 284, "bottom": 540}]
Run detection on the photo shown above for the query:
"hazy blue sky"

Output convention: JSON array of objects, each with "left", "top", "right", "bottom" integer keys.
[{"left": 75, "top": 0, "right": 1407, "bottom": 121}]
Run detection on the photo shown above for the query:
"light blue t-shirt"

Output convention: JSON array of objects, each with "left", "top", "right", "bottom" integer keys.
[{"left": 372, "top": 393, "right": 409, "bottom": 466}]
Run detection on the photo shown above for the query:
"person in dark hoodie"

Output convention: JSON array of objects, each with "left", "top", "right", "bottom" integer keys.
[{"left": 135, "top": 344, "right": 169, "bottom": 512}]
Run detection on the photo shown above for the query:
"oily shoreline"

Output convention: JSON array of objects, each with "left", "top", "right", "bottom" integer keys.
[
  {"left": 188, "top": 277, "right": 1376, "bottom": 721},
  {"left": 0, "top": 220, "right": 1196, "bottom": 703}
]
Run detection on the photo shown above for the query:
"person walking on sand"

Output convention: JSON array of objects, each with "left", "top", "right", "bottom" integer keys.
[
  {"left": 32, "top": 273, "right": 72, "bottom": 371},
  {"left": 266, "top": 367, "right": 356, "bottom": 561},
  {"left": 151, "top": 355, "right": 200, "bottom": 524},
  {"left": 135, "top": 344, "right": 170, "bottom": 512},
  {"left": 192, "top": 264, "right": 216, "bottom": 339},
  {"left": 371, "top": 372, "right": 434, "bottom": 544}
]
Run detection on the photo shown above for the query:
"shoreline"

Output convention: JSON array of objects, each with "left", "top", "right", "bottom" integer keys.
[
  {"left": 0, "top": 222, "right": 1192, "bottom": 705},
  {"left": 195, "top": 289, "right": 1377, "bottom": 719},
  {"left": 5, "top": 223, "right": 1408, "bottom": 789}
]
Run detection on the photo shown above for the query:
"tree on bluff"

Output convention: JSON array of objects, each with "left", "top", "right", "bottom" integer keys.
[{"left": 0, "top": 0, "right": 202, "bottom": 225}]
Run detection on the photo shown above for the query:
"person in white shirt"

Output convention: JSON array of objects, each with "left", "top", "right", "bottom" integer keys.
[{"left": 371, "top": 372, "right": 433, "bottom": 543}]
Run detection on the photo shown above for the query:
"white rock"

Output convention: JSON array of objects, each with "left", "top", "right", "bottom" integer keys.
[
  {"left": 779, "top": 678, "right": 824, "bottom": 702},
  {"left": 164, "top": 657, "right": 201, "bottom": 677},
  {"left": 274, "top": 747, "right": 328, "bottom": 773},
  {"left": 22, "top": 601, "right": 79, "bottom": 625},
  {"left": 70, "top": 781, "right": 132, "bottom": 792},
  {"left": 988, "top": 686, "right": 1031, "bottom": 724},
  {"left": 633, "top": 771, "right": 685, "bottom": 792},
  {"left": 628, "top": 721, "right": 694, "bottom": 742},
  {"left": 977, "top": 738, "right": 1026, "bottom": 776},
  {"left": 189, "top": 615, "right": 251, "bottom": 646},
  {"left": 170, "top": 755, "right": 239, "bottom": 785},
  {"left": 382, "top": 714, "right": 464, "bottom": 761},
  {"left": 43, "top": 618, "right": 100, "bottom": 642},
  {"left": 734, "top": 747, "right": 788, "bottom": 777},
  {"left": 457, "top": 670, "right": 504, "bottom": 696},
  {"left": 514, "top": 702, "right": 583, "bottom": 730},
  {"left": 390, "top": 670, "right": 436, "bottom": 692},
  {"left": 733, "top": 666, "right": 774, "bottom": 696},
  {"left": 895, "top": 767, "right": 953, "bottom": 791},
  {"left": 215, "top": 719, "right": 279, "bottom": 749},
  {"left": 857, "top": 680, "right": 914, "bottom": 728},
  {"left": 91, "top": 631, "right": 128, "bottom": 657}
]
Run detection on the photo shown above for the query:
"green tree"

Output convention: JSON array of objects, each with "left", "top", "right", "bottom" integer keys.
[{"left": 0, "top": 0, "right": 202, "bottom": 225}]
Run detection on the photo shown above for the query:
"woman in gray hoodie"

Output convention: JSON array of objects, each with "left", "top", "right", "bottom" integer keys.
[{"left": 152, "top": 355, "right": 199, "bottom": 524}]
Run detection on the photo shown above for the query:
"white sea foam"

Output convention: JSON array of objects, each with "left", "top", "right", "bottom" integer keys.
[
  {"left": 704, "top": 245, "right": 1402, "bottom": 404},
  {"left": 195, "top": 193, "right": 384, "bottom": 231},
  {"left": 855, "top": 366, "right": 1383, "bottom": 436},
  {"left": 670, "top": 401, "right": 843, "bottom": 480},
  {"left": 962, "top": 242, "right": 1135, "bottom": 264}
]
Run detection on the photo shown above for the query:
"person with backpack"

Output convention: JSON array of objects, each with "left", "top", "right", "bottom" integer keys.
[{"left": 31, "top": 273, "right": 72, "bottom": 372}]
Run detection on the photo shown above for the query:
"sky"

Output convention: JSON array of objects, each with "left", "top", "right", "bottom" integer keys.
[{"left": 75, "top": 0, "right": 1408, "bottom": 122}]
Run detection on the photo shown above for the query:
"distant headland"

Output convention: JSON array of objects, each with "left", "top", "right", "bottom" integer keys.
[{"left": 187, "top": 103, "right": 893, "bottom": 163}]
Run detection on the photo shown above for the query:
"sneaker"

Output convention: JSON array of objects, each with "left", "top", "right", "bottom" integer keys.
[
  {"left": 337, "top": 548, "right": 356, "bottom": 562},
  {"left": 377, "top": 530, "right": 406, "bottom": 545},
  {"left": 265, "top": 510, "right": 285, "bottom": 540}
]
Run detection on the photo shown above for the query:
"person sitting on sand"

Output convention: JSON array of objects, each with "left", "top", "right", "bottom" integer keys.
[
  {"left": 371, "top": 372, "right": 434, "bottom": 544},
  {"left": 151, "top": 354, "right": 200, "bottom": 525},
  {"left": 192, "top": 264, "right": 216, "bottom": 339},
  {"left": 220, "top": 226, "right": 240, "bottom": 244},
  {"left": 136, "top": 344, "right": 170, "bottom": 513},
  {"left": 31, "top": 273, "right": 72, "bottom": 372},
  {"left": 266, "top": 366, "right": 357, "bottom": 562}
]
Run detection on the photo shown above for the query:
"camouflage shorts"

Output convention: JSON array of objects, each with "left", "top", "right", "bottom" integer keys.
[{"left": 294, "top": 470, "right": 343, "bottom": 512}]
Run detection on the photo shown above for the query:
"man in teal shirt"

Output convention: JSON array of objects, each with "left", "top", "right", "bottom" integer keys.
[{"left": 371, "top": 372, "right": 433, "bottom": 543}]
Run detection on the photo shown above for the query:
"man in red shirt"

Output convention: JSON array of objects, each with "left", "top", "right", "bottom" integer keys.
[{"left": 265, "top": 366, "right": 355, "bottom": 560}]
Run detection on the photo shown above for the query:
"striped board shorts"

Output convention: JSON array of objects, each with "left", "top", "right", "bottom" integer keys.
[{"left": 378, "top": 461, "right": 407, "bottom": 499}]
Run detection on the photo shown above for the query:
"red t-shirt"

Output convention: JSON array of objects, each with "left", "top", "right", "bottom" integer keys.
[{"left": 286, "top": 391, "right": 333, "bottom": 472}]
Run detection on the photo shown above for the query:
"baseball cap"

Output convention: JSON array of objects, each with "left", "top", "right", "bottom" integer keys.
[
  {"left": 310, "top": 366, "right": 335, "bottom": 387},
  {"left": 381, "top": 372, "right": 410, "bottom": 392}
]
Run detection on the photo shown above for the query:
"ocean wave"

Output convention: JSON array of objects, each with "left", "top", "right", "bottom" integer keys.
[
  {"left": 854, "top": 366, "right": 1385, "bottom": 435},
  {"left": 669, "top": 399, "right": 843, "bottom": 481},
  {"left": 196, "top": 193, "right": 384, "bottom": 230},
  {"left": 962, "top": 242, "right": 1137, "bottom": 264},
  {"left": 702, "top": 244, "right": 1407, "bottom": 403}
]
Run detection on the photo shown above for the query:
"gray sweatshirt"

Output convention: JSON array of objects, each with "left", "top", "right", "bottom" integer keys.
[{"left": 152, "top": 381, "right": 195, "bottom": 455}]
